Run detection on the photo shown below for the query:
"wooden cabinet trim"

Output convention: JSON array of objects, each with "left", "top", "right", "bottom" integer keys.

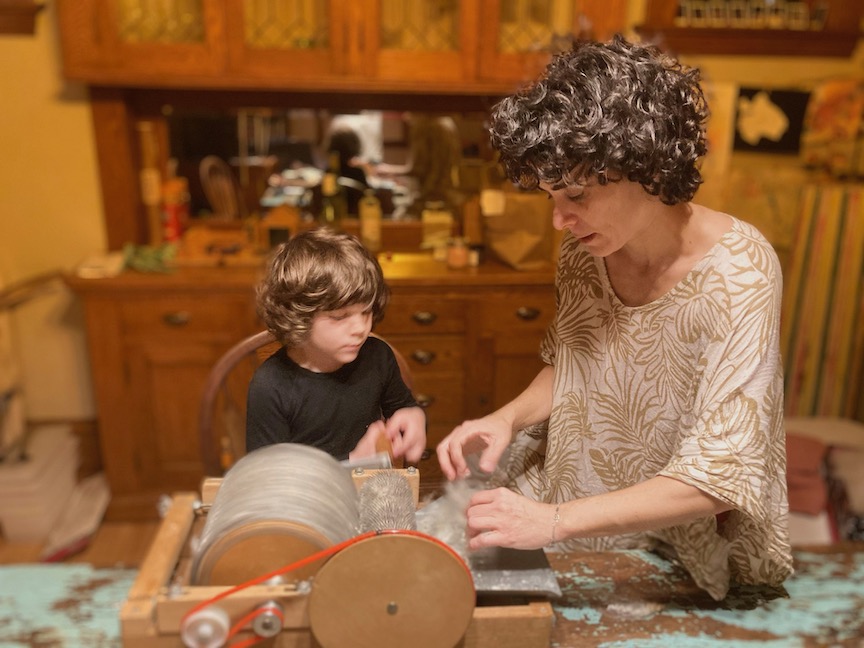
[{"left": 638, "top": 0, "right": 863, "bottom": 57}]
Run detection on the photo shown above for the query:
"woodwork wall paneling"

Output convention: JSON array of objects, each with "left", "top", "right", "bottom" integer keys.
[{"left": 89, "top": 87, "right": 145, "bottom": 249}]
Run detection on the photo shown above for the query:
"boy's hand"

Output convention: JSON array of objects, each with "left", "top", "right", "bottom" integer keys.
[
  {"left": 385, "top": 406, "right": 426, "bottom": 464},
  {"left": 349, "top": 419, "right": 388, "bottom": 461}
]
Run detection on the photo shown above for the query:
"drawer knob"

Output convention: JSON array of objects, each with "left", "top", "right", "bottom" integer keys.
[
  {"left": 415, "top": 393, "right": 435, "bottom": 408},
  {"left": 410, "top": 349, "right": 436, "bottom": 365},
  {"left": 412, "top": 311, "right": 437, "bottom": 326},
  {"left": 163, "top": 311, "right": 191, "bottom": 326},
  {"left": 515, "top": 306, "right": 540, "bottom": 321}
]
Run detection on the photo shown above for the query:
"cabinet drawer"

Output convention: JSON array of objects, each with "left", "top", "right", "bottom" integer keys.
[
  {"left": 479, "top": 291, "right": 556, "bottom": 334},
  {"left": 416, "top": 451, "right": 446, "bottom": 499},
  {"left": 377, "top": 296, "right": 466, "bottom": 335},
  {"left": 386, "top": 335, "right": 463, "bottom": 374},
  {"left": 119, "top": 297, "right": 251, "bottom": 339},
  {"left": 412, "top": 374, "right": 464, "bottom": 425},
  {"left": 425, "top": 422, "right": 456, "bottom": 448}
]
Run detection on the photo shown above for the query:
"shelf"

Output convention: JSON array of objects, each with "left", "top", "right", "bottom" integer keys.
[{"left": 635, "top": 25, "right": 860, "bottom": 57}]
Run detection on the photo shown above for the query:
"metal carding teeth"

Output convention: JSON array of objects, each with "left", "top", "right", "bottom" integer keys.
[{"left": 358, "top": 471, "right": 416, "bottom": 533}]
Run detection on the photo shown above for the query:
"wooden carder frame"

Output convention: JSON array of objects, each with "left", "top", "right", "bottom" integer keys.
[{"left": 120, "top": 470, "right": 554, "bottom": 647}]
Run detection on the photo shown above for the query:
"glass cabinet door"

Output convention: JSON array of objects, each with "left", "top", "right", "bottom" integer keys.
[
  {"left": 364, "top": 0, "right": 480, "bottom": 83},
  {"left": 224, "top": 0, "right": 343, "bottom": 80},
  {"left": 224, "top": 0, "right": 479, "bottom": 85},
  {"left": 58, "top": 0, "right": 226, "bottom": 79},
  {"left": 478, "top": 0, "right": 579, "bottom": 83},
  {"left": 476, "top": 0, "right": 633, "bottom": 84}
]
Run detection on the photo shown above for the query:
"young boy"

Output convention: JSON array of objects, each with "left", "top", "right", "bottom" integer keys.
[{"left": 246, "top": 228, "right": 425, "bottom": 463}]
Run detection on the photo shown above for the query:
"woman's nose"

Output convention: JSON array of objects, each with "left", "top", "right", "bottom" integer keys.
[{"left": 551, "top": 204, "right": 570, "bottom": 231}]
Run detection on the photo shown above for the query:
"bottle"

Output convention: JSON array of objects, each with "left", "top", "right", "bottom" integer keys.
[
  {"left": 447, "top": 237, "right": 469, "bottom": 269},
  {"left": 462, "top": 195, "right": 484, "bottom": 248},
  {"left": 161, "top": 159, "right": 190, "bottom": 243},
  {"left": 319, "top": 171, "right": 346, "bottom": 228},
  {"left": 421, "top": 200, "right": 454, "bottom": 260},
  {"left": 359, "top": 189, "right": 382, "bottom": 253},
  {"left": 326, "top": 149, "right": 341, "bottom": 175}
]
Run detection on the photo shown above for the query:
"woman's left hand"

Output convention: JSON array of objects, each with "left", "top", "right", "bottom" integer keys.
[{"left": 465, "top": 487, "right": 559, "bottom": 551}]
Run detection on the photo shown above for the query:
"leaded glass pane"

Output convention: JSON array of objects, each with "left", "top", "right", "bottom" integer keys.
[
  {"left": 380, "top": 0, "right": 459, "bottom": 51},
  {"left": 497, "top": 0, "right": 573, "bottom": 53},
  {"left": 116, "top": 0, "right": 205, "bottom": 44},
  {"left": 243, "top": 0, "right": 329, "bottom": 50}
]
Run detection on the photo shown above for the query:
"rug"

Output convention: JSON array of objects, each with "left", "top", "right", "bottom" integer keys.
[{"left": 0, "top": 564, "right": 136, "bottom": 647}]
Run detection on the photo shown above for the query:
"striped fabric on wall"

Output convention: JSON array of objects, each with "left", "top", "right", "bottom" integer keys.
[{"left": 781, "top": 183, "right": 864, "bottom": 418}]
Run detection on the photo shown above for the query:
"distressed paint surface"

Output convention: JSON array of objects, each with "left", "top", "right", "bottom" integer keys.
[
  {"left": 548, "top": 548, "right": 864, "bottom": 647},
  {"left": 0, "top": 549, "right": 862, "bottom": 646},
  {"left": 0, "top": 564, "right": 134, "bottom": 647}
]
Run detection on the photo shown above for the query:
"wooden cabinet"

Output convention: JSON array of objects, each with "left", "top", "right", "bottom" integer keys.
[
  {"left": 470, "top": 288, "right": 557, "bottom": 413},
  {"left": 636, "top": 0, "right": 863, "bottom": 57},
  {"left": 67, "top": 257, "right": 555, "bottom": 518},
  {"left": 66, "top": 270, "right": 260, "bottom": 520},
  {"left": 56, "top": 0, "right": 627, "bottom": 91},
  {"left": 375, "top": 287, "right": 471, "bottom": 490},
  {"left": 56, "top": 0, "right": 483, "bottom": 89},
  {"left": 377, "top": 283, "right": 556, "bottom": 492},
  {"left": 376, "top": 290, "right": 468, "bottom": 443}
]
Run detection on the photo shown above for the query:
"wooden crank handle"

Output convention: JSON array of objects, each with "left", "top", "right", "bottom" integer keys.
[{"left": 375, "top": 428, "right": 404, "bottom": 469}]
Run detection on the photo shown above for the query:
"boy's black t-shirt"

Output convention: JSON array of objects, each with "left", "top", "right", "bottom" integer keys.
[{"left": 245, "top": 336, "right": 417, "bottom": 460}]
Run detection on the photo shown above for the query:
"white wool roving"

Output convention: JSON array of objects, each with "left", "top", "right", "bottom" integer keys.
[{"left": 416, "top": 478, "right": 486, "bottom": 560}]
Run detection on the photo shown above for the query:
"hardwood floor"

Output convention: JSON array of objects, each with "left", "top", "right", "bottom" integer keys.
[{"left": 0, "top": 521, "right": 160, "bottom": 568}]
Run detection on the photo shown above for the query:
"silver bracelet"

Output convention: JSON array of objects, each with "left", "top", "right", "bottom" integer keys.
[{"left": 548, "top": 503, "right": 561, "bottom": 547}]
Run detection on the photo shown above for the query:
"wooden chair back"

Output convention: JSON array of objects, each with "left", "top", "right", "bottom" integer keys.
[{"left": 199, "top": 155, "right": 247, "bottom": 220}]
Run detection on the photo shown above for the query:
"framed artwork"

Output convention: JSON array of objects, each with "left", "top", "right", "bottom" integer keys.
[
  {"left": 799, "top": 80, "right": 864, "bottom": 178},
  {"left": 733, "top": 88, "right": 811, "bottom": 154}
]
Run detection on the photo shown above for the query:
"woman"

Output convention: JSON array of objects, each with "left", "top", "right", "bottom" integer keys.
[{"left": 437, "top": 36, "right": 791, "bottom": 600}]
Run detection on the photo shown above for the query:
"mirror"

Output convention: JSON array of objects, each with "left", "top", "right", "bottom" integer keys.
[{"left": 165, "top": 107, "right": 497, "bottom": 221}]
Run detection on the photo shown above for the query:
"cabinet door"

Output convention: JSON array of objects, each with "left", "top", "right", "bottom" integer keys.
[
  {"left": 224, "top": 0, "right": 346, "bottom": 81},
  {"left": 224, "top": 0, "right": 480, "bottom": 86},
  {"left": 477, "top": 0, "right": 628, "bottom": 84},
  {"left": 85, "top": 293, "right": 255, "bottom": 520},
  {"left": 125, "top": 342, "right": 223, "bottom": 493},
  {"left": 362, "top": 0, "right": 480, "bottom": 84},
  {"left": 469, "top": 289, "right": 556, "bottom": 415},
  {"left": 57, "top": 0, "right": 227, "bottom": 83}
]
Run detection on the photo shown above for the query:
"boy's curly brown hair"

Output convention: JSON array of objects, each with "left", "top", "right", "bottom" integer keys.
[
  {"left": 489, "top": 35, "right": 709, "bottom": 205},
  {"left": 257, "top": 228, "right": 389, "bottom": 348}
]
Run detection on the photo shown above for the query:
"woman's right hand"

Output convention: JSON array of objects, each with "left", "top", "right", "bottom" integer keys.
[
  {"left": 439, "top": 365, "right": 555, "bottom": 480},
  {"left": 436, "top": 413, "right": 513, "bottom": 480}
]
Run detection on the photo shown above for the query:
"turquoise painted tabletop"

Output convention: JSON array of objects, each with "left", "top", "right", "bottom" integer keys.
[{"left": 0, "top": 548, "right": 862, "bottom": 647}]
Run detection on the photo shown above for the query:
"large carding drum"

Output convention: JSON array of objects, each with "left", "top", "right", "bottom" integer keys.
[
  {"left": 308, "top": 532, "right": 476, "bottom": 648},
  {"left": 190, "top": 443, "right": 359, "bottom": 586}
]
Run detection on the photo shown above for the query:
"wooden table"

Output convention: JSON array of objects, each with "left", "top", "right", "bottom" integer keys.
[
  {"left": 3, "top": 545, "right": 862, "bottom": 646},
  {"left": 546, "top": 546, "right": 864, "bottom": 647}
]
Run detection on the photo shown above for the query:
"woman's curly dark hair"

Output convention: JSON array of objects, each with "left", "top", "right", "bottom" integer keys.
[
  {"left": 257, "top": 228, "right": 389, "bottom": 348},
  {"left": 489, "top": 35, "right": 709, "bottom": 205}
]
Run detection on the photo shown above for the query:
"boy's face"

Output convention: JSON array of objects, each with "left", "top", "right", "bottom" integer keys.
[{"left": 302, "top": 303, "right": 373, "bottom": 372}]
